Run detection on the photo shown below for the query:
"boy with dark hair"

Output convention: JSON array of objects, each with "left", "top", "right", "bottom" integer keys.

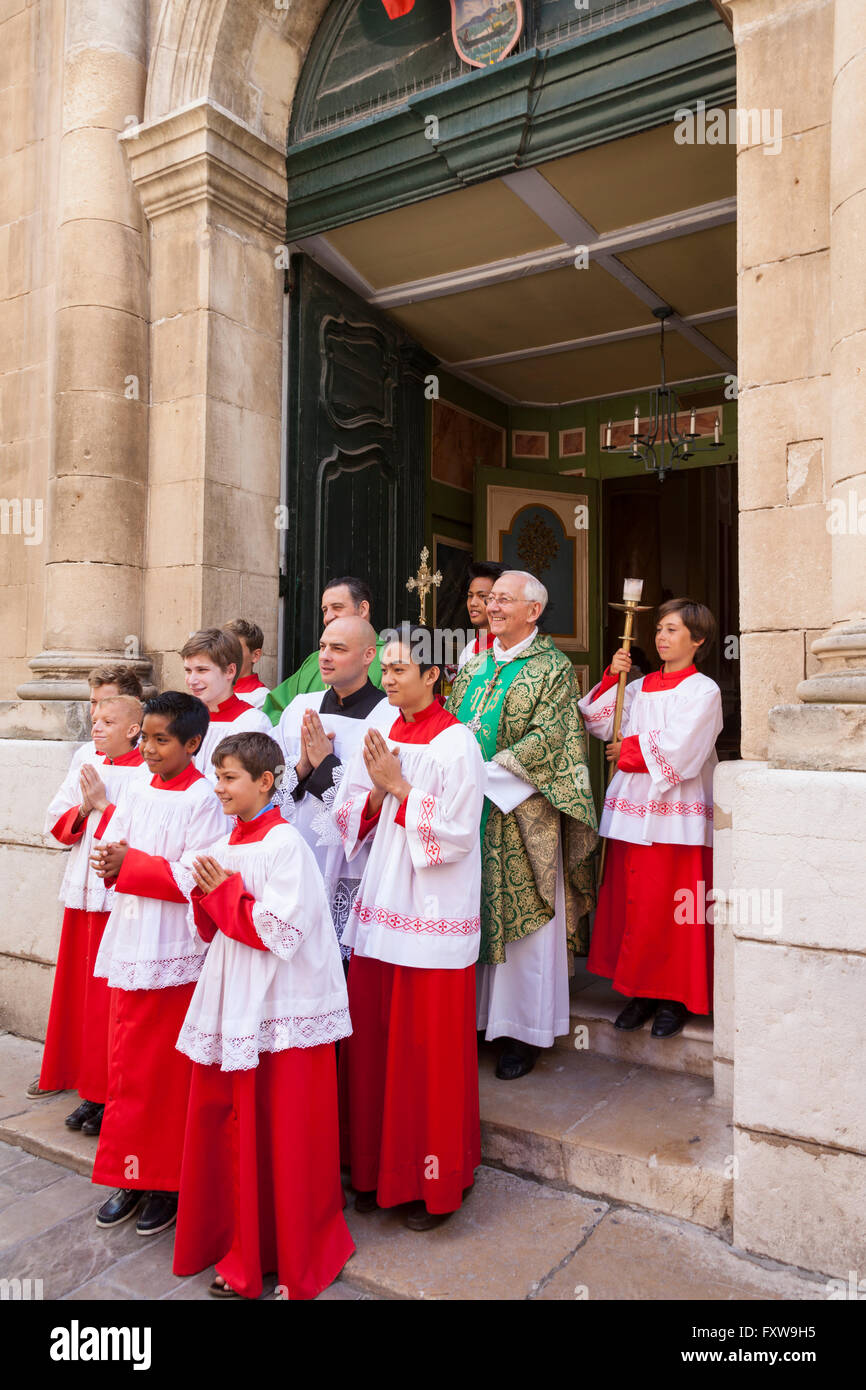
[
  {"left": 579, "top": 598, "right": 723, "bottom": 1038},
  {"left": 171, "top": 730, "right": 353, "bottom": 1299},
  {"left": 224, "top": 618, "right": 269, "bottom": 710},
  {"left": 89, "top": 691, "right": 228, "bottom": 1235},
  {"left": 39, "top": 695, "right": 148, "bottom": 1134},
  {"left": 456, "top": 560, "right": 504, "bottom": 673},
  {"left": 181, "top": 628, "right": 271, "bottom": 784},
  {"left": 334, "top": 628, "right": 485, "bottom": 1230}
]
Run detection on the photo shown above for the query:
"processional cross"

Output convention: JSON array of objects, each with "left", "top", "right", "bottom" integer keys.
[{"left": 406, "top": 547, "right": 442, "bottom": 625}]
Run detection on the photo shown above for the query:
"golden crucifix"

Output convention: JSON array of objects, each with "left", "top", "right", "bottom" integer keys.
[{"left": 406, "top": 547, "right": 442, "bottom": 625}]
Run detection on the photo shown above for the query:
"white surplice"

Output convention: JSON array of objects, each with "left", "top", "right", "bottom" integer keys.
[
  {"left": 276, "top": 690, "right": 395, "bottom": 956},
  {"left": 94, "top": 771, "right": 230, "bottom": 990},
  {"left": 194, "top": 696, "right": 273, "bottom": 786},
  {"left": 332, "top": 710, "right": 484, "bottom": 970},
  {"left": 45, "top": 748, "right": 150, "bottom": 912},
  {"left": 175, "top": 817, "right": 351, "bottom": 1072},
  {"left": 578, "top": 669, "right": 723, "bottom": 846}
]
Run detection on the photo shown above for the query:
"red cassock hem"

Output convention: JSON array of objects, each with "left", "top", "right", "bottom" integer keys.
[
  {"left": 173, "top": 1046, "right": 354, "bottom": 1301},
  {"left": 40, "top": 908, "right": 111, "bottom": 1101},
  {"left": 589, "top": 839, "right": 714, "bottom": 1015},
  {"left": 92, "top": 982, "right": 195, "bottom": 1191},
  {"left": 338, "top": 955, "right": 481, "bottom": 1214}
]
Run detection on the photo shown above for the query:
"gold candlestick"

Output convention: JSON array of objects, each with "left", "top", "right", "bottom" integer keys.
[
  {"left": 598, "top": 578, "right": 652, "bottom": 884},
  {"left": 406, "top": 547, "right": 442, "bottom": 626}
]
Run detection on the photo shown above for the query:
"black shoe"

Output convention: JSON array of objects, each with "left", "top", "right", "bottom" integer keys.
[
  {"left": 651, "top": 1001, "right": 688, "bottom": 1038},
  {"left": 354, "top": 1190, "right": 378, "bottom": 1214},
  {"left": 96, "top": 1188, "right": 144, "bottom": 1228},
  {"left": 136, "top": 1190, "right": 178, "bottom": 1236},
  {"left": 81, "top": 1104, "right": 105, "bottom": 1136},
  {"left": 404, "top": 1203, "right": 454, "bottom": 1232},
  {"left": 65, "top": 1099, "right": 103, "bottom": 1131},
  {"left": 495, "top": 1038, "right": 539, "bottom": 1080},
  {"left": 614, "top": 997, "right": 658, "bottom": 1031}
]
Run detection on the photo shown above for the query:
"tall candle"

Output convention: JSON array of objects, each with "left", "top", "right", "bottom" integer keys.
[
  {"left": 689, "top": 407, "right": 696, "bottom": 435},
  {"left": 632, "top": 406, "right": 640, "bottom": 437},
  {"left": 622, "top": 577, "right": 643, "bottom": 602},
  {"left": 605, "top": 420, "right": 612, "bottom": 449},
  {"left": 714, "top": 415, "right": 721, "bottom": 444}
]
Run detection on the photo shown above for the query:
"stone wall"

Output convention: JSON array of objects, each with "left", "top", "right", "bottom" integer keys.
[
  {"left": 0, "top": 0, "right": 64, "bottom": 697},
  {"left": 733, "top": 0, "right": 834, "bottom": 760}
]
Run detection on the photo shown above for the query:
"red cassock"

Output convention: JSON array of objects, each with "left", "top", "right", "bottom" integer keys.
[
  {"left": 40, "top": 806, "right": 113, "bottom": 1102},
  {"left": 589, "top": 840, "right": 714, "bottom": 1015},
  {"left": 337, "top": 700, "right": 482, "bottom": 1215},
  {"left": 174, "top": 1045, "right": 353, "bottom": 1301},
  {"left": 92, "top": 848, "right": 195, "bottom": 1192},
  {"left": 585, "top": 666, "right": 716, "bottom": 1015},
  {"left": 339, "top": 952, "right": 480, "bottom": 1213},
  {"left": 172, "top": 807, "right": 354, "bottom": 1299}
]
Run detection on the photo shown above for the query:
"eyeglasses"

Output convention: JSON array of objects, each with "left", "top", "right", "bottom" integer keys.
[{"left": 487, "top": 593, "right": 529, "bottom": 606}]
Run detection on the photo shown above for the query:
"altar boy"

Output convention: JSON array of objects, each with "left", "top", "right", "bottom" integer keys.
[
  {"left": 90, "top": 692, "right": 228, "bottom": 1236},
  {"left": 333, "top": 628, "right": 485, "bottom": 1230},
  {"left": 172, "top": 731, "right": 354, "bottom": 1300},
  {"left": 40, "top": 695, "right": 147, "bottom": 1134},
  {"left": 182, "top": 628, "right": 271, "bottom": 782}
]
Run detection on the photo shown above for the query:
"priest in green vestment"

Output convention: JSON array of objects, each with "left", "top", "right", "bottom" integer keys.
[
  {"left": 447, "top": 569, "right": 597, "bottom": 1080},
  {"left": 264, "top": 576, "right": 385, "bottom": 725}
]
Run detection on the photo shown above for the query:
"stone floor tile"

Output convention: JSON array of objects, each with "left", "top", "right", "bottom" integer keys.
[
  {"left": 0, "top": 1151, "right": 76, "bottom": 1194},
  {"left": 0, "top": 1097, "right": 97, "bottom": 1177},
  {"left": 82, "top": 1228, "right": 185, "bottom": 1300},
  {"left": 0, "top": 1171, "right": 99, "bottom": 1254},
  {"left": 560, "top": 1065, "right": 733, "bottom": 1228},
  {"left": 339, "top": 1165, "right": 607, "bottom": 1300},
  {"left": 61, "top": 1274, "right": 142, "bottom": 1300},
  {"left": 0, "top": 1191, "right": 144, "bottom": 1295},
  {"left": 0, "top": 1033, "right": 62, "bottom": 1120},
  {"left": 536, "top": 1208, "right": 829, "bottom": 1301}
]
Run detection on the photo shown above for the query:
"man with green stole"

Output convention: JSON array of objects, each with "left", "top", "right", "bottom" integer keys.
[
  {"left": 263, "top": 577, "right": 385, "bottom": 725},
  {"left": 447, "top": 570, "right": 597, "bottom": 1080}
]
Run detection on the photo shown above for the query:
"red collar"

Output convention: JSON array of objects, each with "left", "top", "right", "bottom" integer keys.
[
  {"left": 235, "top": 675, "right": 266, "bottom": 694},
  {"left": 97, "top": 746, "right": 144, "bottom": 767},
  {"left": 210, "top": 694, "right": 254, "bottom": 722},
  {"left": 150, "top": 763, "right": 205, "bottom": 791},
  {"left": 389, "top": 699, "right": 459, "bottom": 743},
  {"left": 643, "top": 664, "right": 698, "bottom": 692},
  {"left": 474, "top": 631, "right": 494, "bottom": 654},
  {"left": 229, "top": 806, "right": 284, "bottom": 844}
]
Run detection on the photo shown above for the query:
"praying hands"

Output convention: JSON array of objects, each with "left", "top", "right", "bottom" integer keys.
[
  {"left": 90, "top": 839, "right": 129, "bottom": 879},
  {"left": 192, "top": 854, "right": 232, "bottom": 895},
  {"left": 294, "top": 709, "right": 336, "bottom": 781},
  {"left": 363, "top": 729, "right": 410, "bottom": 815}
]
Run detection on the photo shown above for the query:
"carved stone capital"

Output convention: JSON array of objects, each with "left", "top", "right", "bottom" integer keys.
[{"left": 120, "top": 99, "right": 287, "bottom": 238}]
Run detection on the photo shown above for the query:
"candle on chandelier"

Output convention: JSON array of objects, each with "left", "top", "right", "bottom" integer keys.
[
  {"left": 622, "top": 577, "right": 644, "bottom": 603},
  {"left": 605, "top": 420, "right": 612, "bottom": 449},
  {"left": 632, "top": 406, "right": 640, "bottom": 437},
  {"left": 714, "top": 416, "right": 721, "bottom": 445},
  {"left": 689, "top": 407, "right": 696, "bottom": 436}
]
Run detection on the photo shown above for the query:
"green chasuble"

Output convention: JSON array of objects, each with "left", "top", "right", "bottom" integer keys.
[
  {"left": 264, "top": 639, "right": 385, "bottom": 727},
  {"left": 447, "top": 634, "right": 598, "bottom": 965}
]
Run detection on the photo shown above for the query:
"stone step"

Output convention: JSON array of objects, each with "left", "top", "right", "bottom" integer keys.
[
  {"left": 563, "top": 971, "right": 715, "bottom": 1080},
  {"left": 479, "top": 1042, "right": 733, "bottom": 1231},
  {"left": 0, "top": 1031, "right": 732, "bottom": 1239}
]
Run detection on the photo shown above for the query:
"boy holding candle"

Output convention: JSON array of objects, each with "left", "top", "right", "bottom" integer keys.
[{"left": 578, "top": 598, "right": 723, "bottom": 1038}]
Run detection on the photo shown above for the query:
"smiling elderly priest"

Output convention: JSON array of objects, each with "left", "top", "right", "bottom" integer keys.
[{"left": 447, "top": 570, "right": 597, "bottom": 1079}]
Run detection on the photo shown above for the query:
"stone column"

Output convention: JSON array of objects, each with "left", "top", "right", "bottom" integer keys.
[
  {"left": 15, "top": 0, "right": 153, "bottom": 723},
  {"left": 769, "top": 0, "right": 866, "bottom": 769},
  {"left": 120, "top": 101, "right": 287, "bottom": 690}
]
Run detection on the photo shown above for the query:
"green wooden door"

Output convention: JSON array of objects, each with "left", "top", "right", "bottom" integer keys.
[
  {"left": 283, "top": 253, "right": 433, "bottom": 669},
  {"left": 474, "top": 464, "right": 605, "bottom": 807}
]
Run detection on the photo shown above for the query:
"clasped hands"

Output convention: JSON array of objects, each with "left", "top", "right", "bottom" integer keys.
[
  {"left": 294, "top": 708, "right": 337, "bottom": 781},
  {"left": 77, "top": 764, "right": 108, "bottom": 820},
  {"left": 90, "top": 840, "right": 232, "bottom": 896},
  {"left": 363, "top": 728, "right": 410, "bottom": 815}
]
